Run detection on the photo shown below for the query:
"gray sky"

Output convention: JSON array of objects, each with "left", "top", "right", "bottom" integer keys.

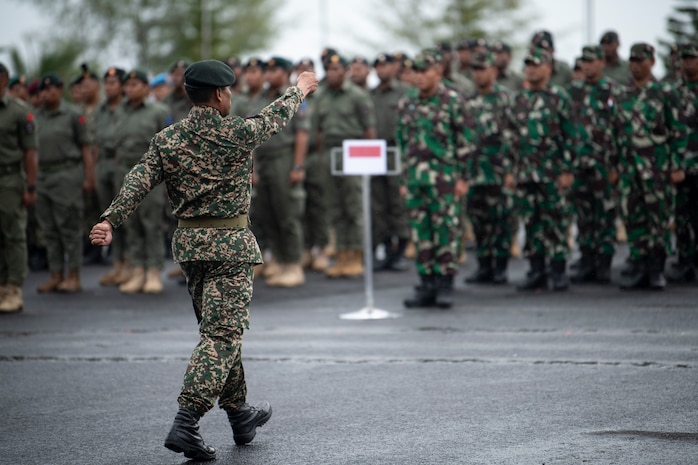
[{"left": 0, "top": 0, "right": 680, "bottom": 77}]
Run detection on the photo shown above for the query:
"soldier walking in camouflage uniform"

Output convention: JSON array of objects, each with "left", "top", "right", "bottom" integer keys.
[
  {"left": 0, "top": 63, "right": 38, "bottom": 313},
  {"left": 90, "top": 60, "right": 318, "bottom": 461},
  {"left": 396, "top": 49, "right": 476, "bottom": 308},
  {"left": 616, "top": 43, "right": 687, "bottom": 290},
  {"left": 464, "top": 51, "right": 515, "bottom": 285},
  {"left": 567, "top": 46, "right": 623, "bottom": 284},
  {"left": 669, "top": 43, "right": 698, "bottom": 283},
  {"left": 35, "top": 73, "right": 94, "bottom": 294},
  {"left": 507, "top": 48, "right": 579, "bottom": 291}
]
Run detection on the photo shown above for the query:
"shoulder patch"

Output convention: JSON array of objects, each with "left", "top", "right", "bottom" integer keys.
[
  {"left": 26, "top": 113, "right": 35, "bottom": 135},
  {"left": 79, "top": 115, "right": 86, "bottom": 125}
]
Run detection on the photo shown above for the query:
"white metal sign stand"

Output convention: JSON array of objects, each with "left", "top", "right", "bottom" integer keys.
[{"left": 331, "top": 140, "right": 402, "bottom": 320}]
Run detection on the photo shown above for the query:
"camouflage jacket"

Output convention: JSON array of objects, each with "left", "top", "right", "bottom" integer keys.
[
  {"left": 102, "top": 86, "right": 305, "bottom": 264},
  {"left": 396, "top": 83, "right": 477, "bottom": 187},
  {"left": 614, "top": 80, "right": 687, "bottom": 177},
  {"left": 676, "top": 79, "right": 698, "bottom": 174},
  {"left": 567, "top": 77, "right": 624, "bottom": 172},
  {"left": 507, "top": 84, "right": 579, "bottom": 183},
  {"left": 464, "top": 83, "right": 514, "bottom": 186}
]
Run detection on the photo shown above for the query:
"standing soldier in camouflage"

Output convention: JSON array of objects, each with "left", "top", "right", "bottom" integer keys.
[
  {"left": 669, "top": 43, "right": 698, "bottom": 283},
  {"left": 370, "top": 53, "right": 411, "bottom": 272},
  {"left": 0, "top": 63, "right": 38, "bottom": 313},
  {"left": 113, "top": 69, "right": 168, "bottom": 294},
  {"left": 616, "top": 43, "right": 687, "bottom": 290},
  {"left": 35, "top": 73, "right": 94, "bottom": 293},
  {"left": 567, "top": 46, "right": 623, "bottom": 284},
  {"left": 464, "top": 51, "right": 515, "bottom": 285},
  {"left": 507, "top": 48, "right": 578, "bottom": 291},
  {"left": 599, "top": 31, "right": 631, "bottom": 84},
  {"left": 531, "top": 30, "right": 574, "bottom": 88},
  {"left": 95, "top": 67, "right": 129, "bottom": 286},
  {"left": 90, "top": 60, "right": 318, "bottom": 461},
  {"left": 492, "top": 41, "right": 525, "bottom": 91},
  {"left": 246, "top": 57, "right": 309, "bottom": 287},
  {"left": 313, "top": 52, "right": 377, "bottom": 278},
  {"left": 396, "top": 49, "right": 476, "bottom": 308}
]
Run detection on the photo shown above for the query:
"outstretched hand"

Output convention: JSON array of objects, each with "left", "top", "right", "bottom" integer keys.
[
  {"left": 296, "top": 72, "right": 319, "bottom": 97},
  {"left": 90, "top": 220, "right": 113, "bottom": 246}
]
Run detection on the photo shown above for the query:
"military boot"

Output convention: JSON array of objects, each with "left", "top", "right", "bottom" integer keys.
[
  {"left": 434, "top": 274, "right": 455, "bottom": 309},
  {"left": 56, "top": 270, "right": 82, "bottom": 293},
  {"left": 342, "top": 250, "right": 365, "bottom": 278},
  {"left": 465, "top": 256, "right": 494, "bottom": 284},
  {"left": 0, "top": 285, "right": 23, "bottom": 313},
  {"left": 492, "top": 256, "right": 509, "bottom": 284},
  {"left": 99, "top": 260, "right": 124, "bottom": 286},
  {"left": 386, "top": 238, "right": 410, "bottom": 271},
  {"left": 300, "top": 250, "right": 313, "bottom": 270},
  {"left": 619, "top": 258, "right": 648, "bottom": 290},
  {"left": 595, "top": 254, "right": 613, "bottom": 284},
  {"left": 0, "top": 284, "right": 7, "bottom": 301},
  {"left": 113, "top": 259, "right": 132, "bottom": 285},
  {"left": 325, "top": 250, "right": 349, "bottom": 278},
  {"left": 267, "top": 264, "right": 305, "bottom": 287},
  {"left": 550, "top": 259, "right": 570, "bottom": 291},
  {"left": 261, "top": 256, "right": 281, "bottom": 279},
  {"left": 571, "top": 249, "right": 595, "bottom": 283},
  {"left": 647, "top": 256, "right": 667, "bottom": 290},
  {"left": 666, "top": 258, "right": 696, "bottom": 283},
  {"left": 164, "top": 408, "right": 216, "bottom": 461},
  {"left": 142, "top": 268, "right": 164, "bottom": 294},
  {"left": 37, "top": 272, "right": 64, "bottom": 293},
  {"left": 517, "top": 255, "right": 547, "bottom": 291},
  {"left": 404, "top": 275, "right": 436, "bottom": 308},
  {"left": 311, "top": 248, "right": 330, "bottom": 271},
  {"left": 119, "top": 266, "right": 146, "bottom": 294},
  {"left": 226, "top": 402, "right": 272, "bottom": 445}
]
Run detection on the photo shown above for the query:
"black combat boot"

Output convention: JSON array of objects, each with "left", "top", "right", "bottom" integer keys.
[
  {"left": 647, "top": 256, "right": 667, "bottom": 290},
  {"left": 619, "top": 258, "right": 648, "bottom": 290},
  {"left": 595, "top": 253, "right": 613, "bottom": 284},
  {"left": 404, "top": 274, "right": 436, "bottom": 308},
  {"left": 517, "top": 255, "right": 547, "bottom": 291},
  {"left": 164, "top": 408, "right": 216, "bottom": 461},
  {"left": 492, "top": 256, "right": 509, "bottom": 284},
  {"left": 666, "top": 258, "right": 697, "bottom": 283},
  {"left": 465, "top": 256, "right": 493, "bottom": 284},
  {"left": 550, "top": 259, "right": 570, "bottom": 291},
  {"left": 571, "top": 249, "right": 595, "bottom": 283},
  {"left": 226, "top": 402, "right": 272, "bottom": 445},
  {"left": 386, "top": 237, "right": 410, "bottom": 271},
  {"left": 434, "top": 274, "right": 454, "bottom": 309}
]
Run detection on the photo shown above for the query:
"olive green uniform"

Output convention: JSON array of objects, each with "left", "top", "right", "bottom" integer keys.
[
  {"left": 35, "top": 101, "right": 91, "bottom": 273},
  {"left": 603, "top": 59, "right": 631, "bottom": 84}
]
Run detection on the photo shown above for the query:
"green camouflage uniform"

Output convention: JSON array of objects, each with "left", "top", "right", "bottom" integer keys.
[
  {"left": 465, "top": 82, "right": 515, "bottom": 259},
  {"left": 396, "top": 82, "right": 476, "bottom": 277},
  {"left": 0, "top": 94, "right": 37, "bottom": 287},
  {"left": 101, "top": 85, "right": 305, "bottom": 414},
  {"left": 35, "top": 100, "right": 91, "bottom": 274}
]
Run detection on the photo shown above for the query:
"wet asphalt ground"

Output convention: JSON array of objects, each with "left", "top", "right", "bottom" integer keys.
[{"left": 1, "top": 245, "right": 697, "bottom": 465}]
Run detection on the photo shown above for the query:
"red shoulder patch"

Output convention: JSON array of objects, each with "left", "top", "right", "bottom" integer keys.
[
  {"left": 79, "top": 115, "right": 86, "bottom": 125},
  {"left": 27, "top": 113, "right": 34, "bottom": 122}
]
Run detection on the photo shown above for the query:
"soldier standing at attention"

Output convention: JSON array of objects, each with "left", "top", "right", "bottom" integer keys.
[
  {"left": 90, "top": 60, "right": 318, "bottom": 461},
  {"left": 508, "top": 48, "right": 578, "bottom": 291},
  {"left": 313, "top": 52, "right": 377, "bottom": 278},
  {"left": 599, "top": 31, "right": 631, "bottom": 84},
  {"left": 95, "top": 67, "right": 129, "bottom": 286},
  {"left": 463, "top": 51, "right": 515, "bottom": 285},
  {"left": 396, "top": 49, "right": 476, "bottom": 308},
  {"left": 669, "top": 43, "right": 698, "bottom": 283},
  {"left": 113, "top": 69, "right": 168, "bottom": 294},
  {"left": 370, "top": 53, "right": 411, "bottom": 272},
  {"left": 35, "top": 73, "right": 94, "bottom": 293},
  {"left": 246, "top": 57, "right": 309, "bottom": 287},
  {"left": 0, "top": 63, "right": 38, "bottom": 313},
  {"left": 349, "top": 55, "right": 371, "bottom": 89},
  {"left": 567, "top": 46, "right": 623, "bottom": 284},
  {"left": 616, "top": 43, "right": 687, "bottom": 290}
]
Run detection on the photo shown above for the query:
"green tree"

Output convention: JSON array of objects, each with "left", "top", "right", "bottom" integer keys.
[
  {"left": 20, "top": 0, "right": 284, "bottom": 72},
  {"left": 660, "top": 0, "right": 698, "bottom": 79}
]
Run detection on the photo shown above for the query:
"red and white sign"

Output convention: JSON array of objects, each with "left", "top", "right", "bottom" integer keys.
[{"left": 342, "top": 139, "right": 387, "bottom": 175}]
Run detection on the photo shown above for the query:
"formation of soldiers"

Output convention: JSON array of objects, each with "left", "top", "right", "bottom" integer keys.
[{"left": 1, "top": 27, "right": 697, "bottom": 313}]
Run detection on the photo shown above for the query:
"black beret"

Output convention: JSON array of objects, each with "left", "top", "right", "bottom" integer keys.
[
  {"left": 39, "top": 72, "right": 63, "bottom": 90},
  {"left": 373, "top": 53, "right": 395, "bottom": 67},
  {"left": 184, "top": 59, "right": 236, "bottom": 88},
  {"left": 244, "top": 57, "right": 266, "bottom": 70},
  {"left": 104, "top": 66, "right": 126, "bottom": 81},
  {"left": 266, "top": 56, "right": 293, "bottom": 71},
  {"left": 123, "top": 68, "right": 149, "bottom": 84},
  {"left": 9, "top": 75, "right": 27, "bottom": 87}
]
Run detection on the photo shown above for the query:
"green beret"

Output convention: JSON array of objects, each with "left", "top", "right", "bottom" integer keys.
[
  {"left": 169, "top": 58, "right": 191, "bottom": 72},
  {"left": 266, "top": 56, "right": 293, "bottom": 71},
  {"left": 184, "top": 59, "right": 236, "bottom": 88},
  {"left": 629, "top": 43, "right": 654, "bottom": 61},
  {"left": 123, "top": 68, "right": 149, "bottom": 84},
  {"left": 39, "top": 72, "right": 63, "bottom": 90},
  {"left": 244, "top": 57, "right": 266, "bottom": 70},
  {"left": 581, "top": 45, "right": 604, "bottom": 61},
  {"left": 9, "top": 75, "right": 27, "bottom": 88}
]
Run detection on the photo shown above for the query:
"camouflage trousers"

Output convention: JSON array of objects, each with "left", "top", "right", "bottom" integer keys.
[
  {"left": 673, "top": 173, "right": 698, "bottom": 261},
  {"left": 517, "top": 182, "right": 571, "bottom": 260},
  {"left": 619, "top": 173, "right": 673, "bottom": 260},
  {"left": 178, "top": 261, "right": 252, "bottom": 414},
  {"left": 571, "top": 169, "right": 616, "bottom": 256},
  {"left": 466, "top": 184, "right": 514, "bottom": 258},
  {"left": 406, "top": 184, "right": 461, "bottom": 276},
  {"left": 371, "top": 174, "right": 409, "bottom": 246}
]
